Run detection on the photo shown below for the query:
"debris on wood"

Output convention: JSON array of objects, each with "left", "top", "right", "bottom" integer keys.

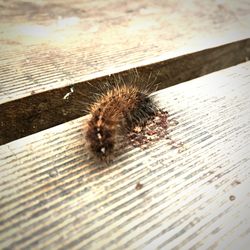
[
  {"left": 128, "top": 110, "right": 170, "bottom": 149},
  {"left": 135, "top": 182, "right": 143, "bottom": 190}
]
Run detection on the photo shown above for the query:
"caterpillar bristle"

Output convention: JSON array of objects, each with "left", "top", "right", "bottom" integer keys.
[{"left": 85, "top": 82, "right": 158, "bottom": 163}]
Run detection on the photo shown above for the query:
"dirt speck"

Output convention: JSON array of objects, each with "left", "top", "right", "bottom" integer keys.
[
  {"left": 231, "top": 180, "right": 241, "bottom": 187},
  {"left": 135, "top": 182, "right": 143, "bottom": 190},
  {"left": 229, "top": 195, "right": 236, "bottom": 201}
]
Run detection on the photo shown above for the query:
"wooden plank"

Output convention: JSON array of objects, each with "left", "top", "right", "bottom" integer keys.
[
  {"left": 1, "top": 0, "right": 250, "bottom": 144},
  {"left": 0, "top": 39, "right": 249, "bottom": 145},
  {"left": 1, "top": 0, "right": 250, "bottom": 103},
  {"left": 0, "top": 62, "right": 250, "bottom": 249}
]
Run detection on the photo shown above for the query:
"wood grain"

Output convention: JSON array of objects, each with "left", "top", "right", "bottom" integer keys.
[
  {"left": 1, "top": 0, "right": 250, "bottom": 144},
  {"left": 1, "top": 0, "right": 250, "bottom": 103},
  {"left": 0, "top": 61, "right": 250, "bottom": 249},
  {"left": 0, "top": 39, "right": 249, "bottom": 145}
]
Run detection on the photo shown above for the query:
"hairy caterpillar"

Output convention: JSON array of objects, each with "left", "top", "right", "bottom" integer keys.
[{"left": 85, "top": 82, "right": 158, "bottom": 162}]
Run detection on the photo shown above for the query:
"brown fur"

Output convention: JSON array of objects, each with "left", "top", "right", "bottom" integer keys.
[{"left": 86, "top": 85, "right": 157, "bottom": 162}]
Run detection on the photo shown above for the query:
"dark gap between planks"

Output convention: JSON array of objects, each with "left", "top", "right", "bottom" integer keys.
[{"left": 0, "top": 38, "right": 250, "bottom": 145}]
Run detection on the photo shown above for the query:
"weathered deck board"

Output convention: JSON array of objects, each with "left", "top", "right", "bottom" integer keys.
[
  {"left": 1, "top": 0, "right": 250, "bottom": 144},
  {"left": 1, "top": 0, "right": 250, "bottom": 103},
  {"left": 0, "top": 62, "right": 250, "bottom": 249},
  {"left": 1, "top": 40, "right": 249, "bottom": 145}
]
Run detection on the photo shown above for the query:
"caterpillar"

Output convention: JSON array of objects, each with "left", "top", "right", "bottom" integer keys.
[{"left": 85, "top": 83, "right": 158, "bottom": 162}]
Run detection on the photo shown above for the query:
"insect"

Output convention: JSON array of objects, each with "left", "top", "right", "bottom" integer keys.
[{"left": 85, "top": 81, "right": 158, "bottom": 163}]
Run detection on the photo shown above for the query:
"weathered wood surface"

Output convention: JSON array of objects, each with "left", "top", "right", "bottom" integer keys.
[
  {"left": 0, "top": 62, "right": 250, "bottom": 249},
  {"left": 1, "top": 40, "right": 249, "bottom": 146},
  {"left": 1, "top": 0, "right": 250, "bottom": 103},
  {"left": 1, "top": 0, "right": 250, "bottom": 144}
]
